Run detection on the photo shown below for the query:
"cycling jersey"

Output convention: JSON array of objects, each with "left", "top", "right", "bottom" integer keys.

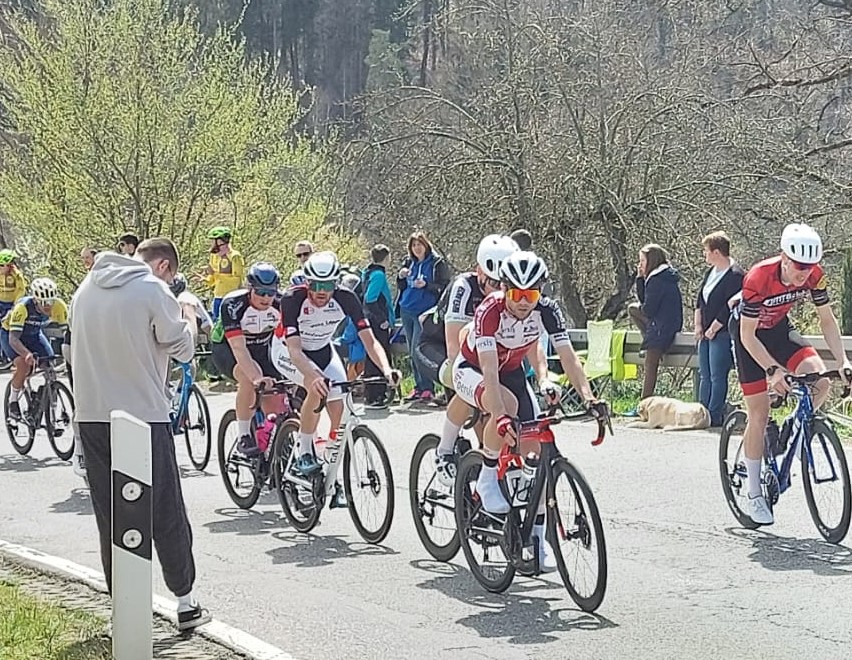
[
  {"left": 0, "top": 268, "right": 26, "bottom": 305},
  {"left": 217, "top": 289, "right": 282, "bottom": 347},
  {"left": 1, "top": 296, "right": 68, "bottom": 335},
  {"left": 444, "top": 272, "right": 486, "bottom": 325},
  {"left": 739, "top": 256, "right": 828, "bottom": 330},
  {"left": 205, "top": 250, "right": 245, "bottom": 298},
  {"left": 460, "top": 292, "right": 570, "bottom": 372},
  {"left": 279, "top": 286, "right": 368, "bottom": 352}
]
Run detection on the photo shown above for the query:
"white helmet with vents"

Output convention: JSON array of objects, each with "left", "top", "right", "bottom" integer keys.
[
  {"left": 303, "top": 251, "right": 340, "bottom": 282},
  {"left": 781, "top": 223, "right": 823, "bottom": 264},
  {"left": 31, "top": 277, "right": 58, "bottom": 305},
  {"left": 476, "top": 234, "right": 519, "bottom": 280},
  {"left": 499, "top": 251, "right": 548, "bottom": 289}
]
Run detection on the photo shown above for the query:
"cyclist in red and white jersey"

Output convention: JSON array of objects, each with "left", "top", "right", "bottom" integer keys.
[
  {"left": 453, "top": 251, "right": 597, "bottom": 517},
  {"left": 731, "top": 223, "right": 852, "bottom": 525}
]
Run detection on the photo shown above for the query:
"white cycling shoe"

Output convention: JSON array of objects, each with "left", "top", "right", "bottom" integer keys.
[
  {"left": 747, "top": 494, "right": 774, "bottom": 525},
  {"left": 475, "top": 470, "right": 511, "bottom": 514},
  {"left": 534, "top": 524, "right": 557, "bottom": 572}
]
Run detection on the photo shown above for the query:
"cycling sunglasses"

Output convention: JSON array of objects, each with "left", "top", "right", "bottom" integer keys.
[
  {"left": 790, "top": 259, "right": 817, "bottom": 272},
  {"left": 252, "top": 286, "right": 278, "bottom": 297},
  {"left": 308, "top": 280, "right": 336, "bottom": 292},
  {"left": 506, "top": 287, "right": 541, "bottom": 304}
]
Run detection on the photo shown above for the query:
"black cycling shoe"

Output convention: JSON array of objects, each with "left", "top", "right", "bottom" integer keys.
[
  {"left": 237, "top": 434, "right": 260, "bottom": 458},
  {"left": 7, "top": 400, "right": 21, "bottom": 421}
]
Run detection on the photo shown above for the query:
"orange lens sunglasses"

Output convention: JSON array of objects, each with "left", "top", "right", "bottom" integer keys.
[{"left": 506, "top": 288, "right": 541, "bottom": 304}]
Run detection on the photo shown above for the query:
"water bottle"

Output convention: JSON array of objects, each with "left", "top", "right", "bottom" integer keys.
[
  {"left": 504, "top": 464, "right": 522, "bottom": 505},
  {"left": 255, "top": 414, "right": 277, "bottom": 454},
  {"left": 514, "top": 453, "right": 539, "bottom": 505}
]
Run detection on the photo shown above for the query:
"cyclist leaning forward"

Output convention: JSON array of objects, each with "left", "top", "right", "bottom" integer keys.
[
  {"left": 272, "top": 251, "right": 400, "bottom": 477},
  {"left": 731, "top": 223, "right": 852, "bottom": 526},
  {"left": 452, "top": 251, "right": 599, "bottom": 564}
]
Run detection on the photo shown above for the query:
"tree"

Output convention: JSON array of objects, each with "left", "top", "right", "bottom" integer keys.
[{"left": 0, "top": 0, "right": 353, "bottom": 289}]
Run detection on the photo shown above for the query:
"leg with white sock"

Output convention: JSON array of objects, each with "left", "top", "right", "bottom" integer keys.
[
  {"left": 438, "top": 396, "right": 469, "bottom": 455},
  {"left": 742, "top": 391, "right": 773, "bottom": 525}
]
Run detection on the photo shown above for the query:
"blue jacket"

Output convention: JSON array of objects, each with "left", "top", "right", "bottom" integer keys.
[
  {"left": 636, "top": 265, "right": 683, "bottom": 351},
  {"left": 397, "top": 252, "right": 451, "bottom": 316},
  {"left": 336, "top": 318, "right": 366, "bottom": 363},
  {"left": 362, "top": 264, "right": 395, "bottom": 328}
]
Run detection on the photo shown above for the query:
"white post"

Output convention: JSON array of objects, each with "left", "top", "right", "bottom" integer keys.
[{"left": 110, "top": 411, "right": 153, "bottom": 660}]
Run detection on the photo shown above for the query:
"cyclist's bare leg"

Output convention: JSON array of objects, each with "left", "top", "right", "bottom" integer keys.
[
  {"left": 477, "top": 386, "right": 519, "bottom": 514},
  {"left": 437, "top": 394, "right": 470, "bottom": 455},
  {"left": 795, "top": 354, "right": 830, "bottom": 408},
  {"left": 742, "top": 391, "right": 770, "bottom": 502},
  {"left": 481, "top": 385, "right": 519, "bottom": 453},
  {"left": 11, "top": 356, "right": 28, "bottom": 390},
  {"left": 233, "top": 364, "right": 256, "bottom": 422},
  {"left": 326, "top": 399, "right": 344, "bottom": 436}
]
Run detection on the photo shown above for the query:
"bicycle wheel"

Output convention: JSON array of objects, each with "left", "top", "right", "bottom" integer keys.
[
  {"left": 271, "top": 418, "right": 323, "bottom": 533},
  {"left": 548, "top": 457, "right": 607, "bottom": 612},
  {"left": 453, "top": 451, "right": 515, "bottom": 593},
  {"left": 3, "top": 381, "right": 35, "bottom": 455},
  {"left": 802, "top": 418, "right": 852, "bottom": 543},
  {"left": 718, "top": 409, "right": 761, "bottom": 530},
  {"left": 409, "top": 433, "right": 459, "bottom": 561},
  {"left": 183, "top": 384, "right": 212, "bottom": 471},
  {"left": 343, "top": 425, "right": 395, "bottom": 544},
  {"left": 45, "top": 381, "right": 75, "bottom": 461},
  {"left": 216, "top": 410, "right": 261, "bottom": 509}
]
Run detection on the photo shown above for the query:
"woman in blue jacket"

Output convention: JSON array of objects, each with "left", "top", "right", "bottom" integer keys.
[
  {"left": 396, "top": 231, "right": 451, "bottom": 402},
  {"left": 628, "top": 243, "right": 683, "bottom": 399}
]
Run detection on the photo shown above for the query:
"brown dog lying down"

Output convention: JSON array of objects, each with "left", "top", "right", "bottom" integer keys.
[{"left": 627, "top": 396, "right": 711, "bottom": 431}]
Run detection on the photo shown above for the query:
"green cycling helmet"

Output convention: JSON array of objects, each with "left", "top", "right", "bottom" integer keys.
[
  {"left": 207, "top": 226, "right": 232, "bottom": 240},
  {"left": 0, "top": 249, "right": 17, "bottom": 265}
]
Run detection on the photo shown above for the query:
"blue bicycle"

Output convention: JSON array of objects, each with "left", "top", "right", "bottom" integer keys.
[
  {"left": 719, "top": 370, "right": 852, "bottom": 543},
  {"left": 170, "top": 362, "right": 212, "bottom": 471}
]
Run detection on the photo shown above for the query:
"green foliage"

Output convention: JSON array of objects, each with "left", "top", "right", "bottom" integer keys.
[
  {"left": 0, "top": 0, "right": 347, "bottom": 291},
  {"left": 842, "top": 248, "right": 852, "bottom": 335}
]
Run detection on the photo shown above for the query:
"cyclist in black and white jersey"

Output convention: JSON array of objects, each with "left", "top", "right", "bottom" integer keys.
[
  {"left": 272, "top": 251, "right": 400, "bottom": 476},
  {"left": 211, "top": 262, "right": 283, "bottom": 456}
]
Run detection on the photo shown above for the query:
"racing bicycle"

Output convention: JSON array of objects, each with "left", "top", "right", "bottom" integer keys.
[{"left": 170, "top": 362, "right": 212, "bottom": 470}]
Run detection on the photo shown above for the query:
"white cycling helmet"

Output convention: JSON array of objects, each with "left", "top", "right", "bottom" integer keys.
[
  {"left": 303, "top": 251, "right": 340, "bottom": 282},
  {"left": 476, "top": 234, "right": 519, "bottom": 280},
  {"left": 499, "top": 251, "right": 548, "bottom": 290},
  {"left": 31, "top": 277, "right": 58, "bottom": 304},
  {"left": 781, "top": 223, "right": 823, "bottom": 264}
]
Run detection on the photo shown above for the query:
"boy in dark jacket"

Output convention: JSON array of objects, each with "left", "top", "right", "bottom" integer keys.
[{"left": 363, "top": 244, "right": 396, "bottom": 408}]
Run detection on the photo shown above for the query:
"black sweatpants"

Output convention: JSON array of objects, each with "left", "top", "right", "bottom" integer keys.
[
  {"left": 78, "top": 421, "right": 196, "bottom": 597},
  {"left": 365, "top": 325, "right": 391, "bottom": 403}
]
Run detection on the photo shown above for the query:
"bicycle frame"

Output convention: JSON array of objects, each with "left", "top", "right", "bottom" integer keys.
[{"left": 170, "top": 363, "right": 193, "bottom": 433}]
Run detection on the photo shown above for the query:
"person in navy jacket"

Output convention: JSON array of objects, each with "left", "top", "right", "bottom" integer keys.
[{"left": 628, "top": 243, "right": 684, "bottom": 399}]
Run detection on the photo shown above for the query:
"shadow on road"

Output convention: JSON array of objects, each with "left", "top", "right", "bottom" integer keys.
[
  {"left": 178, "top": 464, "right": 216, "bottom": 479},
  {"left": 0, "top": 453, "right": 66, "bottom": 473},
  {"left": 203, "top": 507, "right": 285, "bottom": 537},
  {"left": 266, "top": 531, "right": 398, "bottom": 568},
  {"left": 50, "top": 487, "right": 93, "bottom": 516},
  {"left": 410, "top": 559, "right": 617, "bottom": 644},
  {"left": 726, "top": 527, "right": 852, "bottom": 576}
]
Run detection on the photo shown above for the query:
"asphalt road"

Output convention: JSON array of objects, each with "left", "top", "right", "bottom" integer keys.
[{"left": 1, "top": 375, "right": 851, "bottom": 660}]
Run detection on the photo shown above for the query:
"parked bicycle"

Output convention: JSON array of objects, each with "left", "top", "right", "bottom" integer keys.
[
  {"left": 217, "top": 379, "right": 298, "bottom": 509},
  {"left": 719, "top": 370, "right": 852, "bottom": 543},
  {"left": 272, "top": 376, "right": 394, "bottom": 544},
  {"left": 170, "top": 362, "right": 212, "bottom": 471},
  {"left": 454, "top": 403, "right": 611, "bottom": 613},
  {"left": 3, "top": 356, "right": 75, "bottom": 460}
]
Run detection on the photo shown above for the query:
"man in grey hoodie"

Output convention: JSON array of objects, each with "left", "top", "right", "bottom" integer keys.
[{"left": 70, "top": 237, "right": 210, "bottom": 631}]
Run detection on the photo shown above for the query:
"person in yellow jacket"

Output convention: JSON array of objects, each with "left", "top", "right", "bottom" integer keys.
[
  {"left": 199, "top": 226, "right": 244, "bottom": 320},
  {"left": 0, "top": 249, "right": 27, "bottom": 361}
]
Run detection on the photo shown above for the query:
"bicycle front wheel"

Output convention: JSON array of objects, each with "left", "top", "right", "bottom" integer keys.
[
  {"left": 802, "top": 418, "right": 852, "bottom": 543},
  {"left": 409, "top": 433, "right": 459, "bottom": 561},
  {"left": 343, "top": 425, "right": 394, "bottom": 544},
  {"left": 548, "top": 457, "right": 607, "bottom": 612},
  {"left": 45, "top": 381, "right": 75, "bottom": 461},
  {"left": 272, "top": 419, "right": 323, "bottom": 533},
  {"left": 216, "top": 410, "right": 260, "bottom": 509},
  {"left": 184, "top": 384, "right": 212, "bottom": 471},
  {"left": 4, "top": 381, "right": 35, "bottom": 455}
]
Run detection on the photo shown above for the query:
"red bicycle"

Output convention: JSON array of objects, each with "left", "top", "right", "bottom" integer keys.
[{"left": 454, "top": 403, "right": 611, "bottom": 612}]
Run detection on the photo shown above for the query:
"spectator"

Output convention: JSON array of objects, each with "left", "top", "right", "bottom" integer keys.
[
  {"left": 170, "top": 273, "right": 214, "bottom": 343},
  {"left": 397, "top": 231, "right": 450, "bottom": 402},
  {"left": 695, "top": 231, "right": 744, "bottom": 427},
  {"left": 510, "top": 228, "right": 533, "bottom": 251},
  {"left": 200, "top": 226, "right": 244, "bottom": 321},
  {"left": 336, "top": 274, "right": 367, "bottom": 381},
  {"left": 0, "top": 249, "right": 27, "bottom": 349},
  {"left": 628, "top": 243, "right": 683, "bottom": 400},
  {"left": 80, "top": 247, "right": 98, "bottom": 271},
  {"left": 362, "top": 244, "right": 396, "bottom": 408},
  {"left": 290, "top": 240, "right": 314, "bottom": 285},
  {"left": 117, "top": 233, "right": 139, "bottom": 256},
  {"left": 70, "top": 237, "right": 210, "bottom": 631}
]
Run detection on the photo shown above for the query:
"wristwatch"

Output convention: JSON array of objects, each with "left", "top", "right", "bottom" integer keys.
[{"left": 765, "top": 365, "right": 780, "bottom": 377}]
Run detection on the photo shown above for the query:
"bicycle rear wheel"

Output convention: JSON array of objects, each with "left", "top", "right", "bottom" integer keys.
[
  {"left": 802, "top": 418, "right": 852, "bottom": 543},
  {"left": 718, "top": 410, "right": 761, "bottom": 530},
  {"left": 409, "top": 433, "right": 459, "bottom": 561},
  {"left": 343, "top": 425, "right": 394, "bottom": 544},
  {"left": 272, "top": 419, "right": 323, "bottom": 533},
  {"left": 547, "top": 457, "right": 607, "bottom": 612},
  {"left": 45, "top": 381, "right": 75, "bottom": 461},
  {"left": 453, "top": 451, "right": 515, "bottom": 593},
  {"left": 184, "top": 384, "right": 212, "bottom": 471},
  {"left": 4, "top": 381, "right": 35, "bottom": 455},
  {"left": 216, "top": 410, "right": 261, "bottom": 509}
]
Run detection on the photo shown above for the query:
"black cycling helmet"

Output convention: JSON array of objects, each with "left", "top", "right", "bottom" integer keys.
[
  {"left": 170, "top": 273, "right": 187, "bottom": 297},
  {"left": 247, "top": 262, "right": 280, "bottom": 289}
]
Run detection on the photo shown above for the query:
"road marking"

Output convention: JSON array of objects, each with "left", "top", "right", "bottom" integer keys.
[{"left": 0, "top": 538, "right": 297, "bottom": 660}]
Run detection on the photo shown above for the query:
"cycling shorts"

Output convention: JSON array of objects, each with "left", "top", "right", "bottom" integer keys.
[
  {"left": 212, "top": 339, "right": 278, "bottom": 381},
  {"left": 271, "top": 339, "right": 347, "bottom": 402},
  {"left": 451, "top": 353, "right": 539, "bottom": 422},
  {"left": 730, "top": 315, "right": 818, "bottom": 396},
  {"left": 0, "top": 329, "right": 54, "bottom": 361}
]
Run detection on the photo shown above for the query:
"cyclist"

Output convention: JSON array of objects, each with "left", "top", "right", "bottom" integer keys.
[
  {"left": 0, "top": 249, "right": 27, "bottom": 360},
  {"left": 432, "top": 234, "right": 520, "bottom": 485},
  {"left": 731, "top": 223, "right": 852, "bottom": 525},
  {"left": 210, "top": 263, "right": 283, "bottom": 457},
  {"left": 170, "top": 273, "right": 213, "bottom": 342},
  {"left": 454, "top": 252, "right": 596, "bottom": 515},
  {"left": 272, "top": 251, "right": 400, "bottom": 476},
  {"left": 200, "top": 227, "right": 245, "bottom": 321},
  {"left": 1, "top": 278, "right": 65, "bottom": 420}
]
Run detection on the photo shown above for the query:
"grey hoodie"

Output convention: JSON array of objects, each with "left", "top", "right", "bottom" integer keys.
[{"left": 70, "top": 252, "right": 194, "bottom": 423}]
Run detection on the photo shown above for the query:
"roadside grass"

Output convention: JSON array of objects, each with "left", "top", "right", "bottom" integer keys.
[{"left": 0, "top": 581, "right": 110, "bottom": 660}]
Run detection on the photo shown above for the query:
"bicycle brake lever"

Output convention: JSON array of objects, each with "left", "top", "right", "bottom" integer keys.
[{"left": 591, "top": 418, "right": 606, "bottom": 446}]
